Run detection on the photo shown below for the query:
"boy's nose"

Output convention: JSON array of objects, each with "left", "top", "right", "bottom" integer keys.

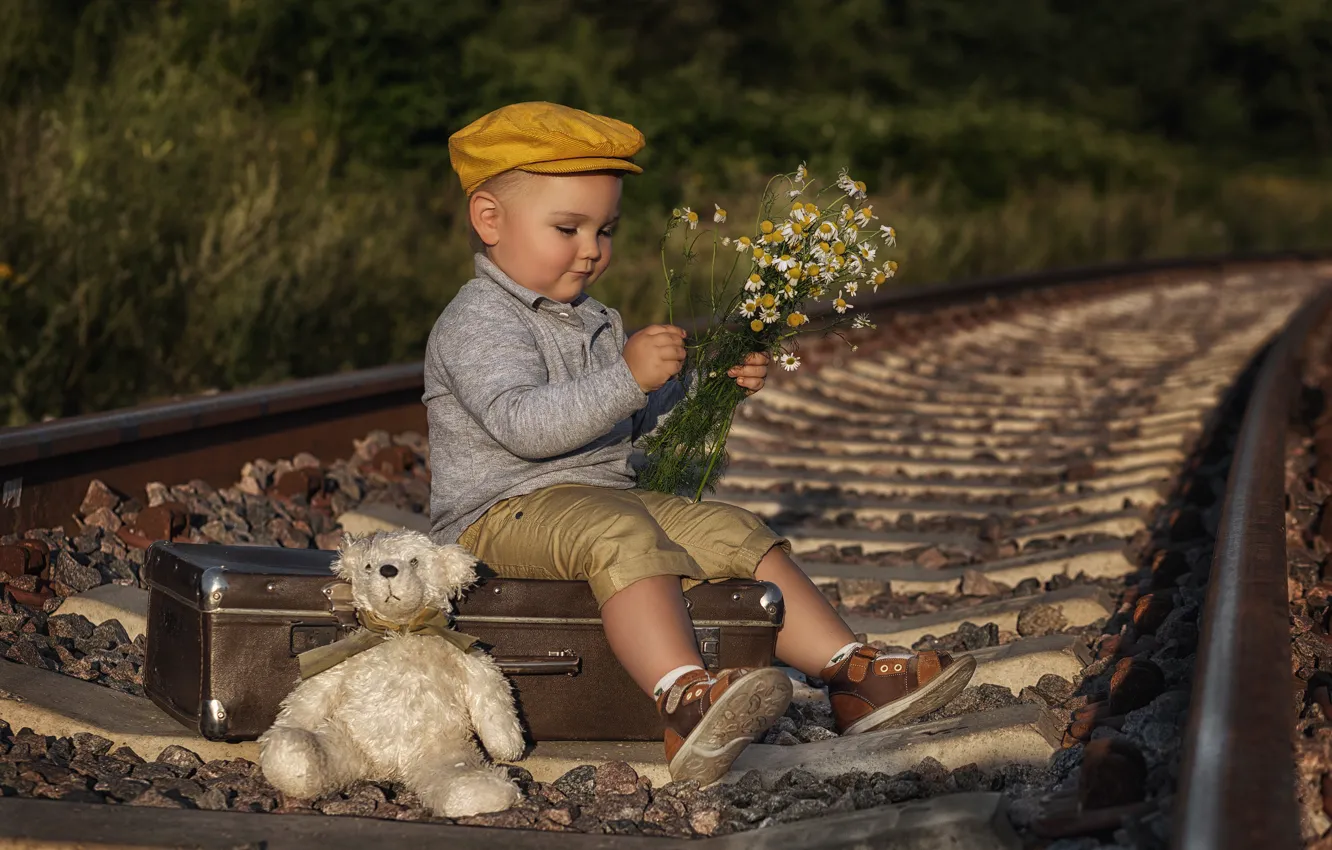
[{"left": 379, "top": 563, "right": 398, "bottom": 578}]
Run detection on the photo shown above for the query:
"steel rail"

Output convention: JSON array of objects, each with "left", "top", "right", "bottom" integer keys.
[
  {"left": 0, "top": 250, "right": 1325, "bottom": 536},
  {"left": 1173, "top": 286, "right": 1332, "bottom": 849}
]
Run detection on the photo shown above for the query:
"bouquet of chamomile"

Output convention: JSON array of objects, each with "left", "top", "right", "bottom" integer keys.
[{"left": 637, "top": 164, "right": 900, "bottom": 501}]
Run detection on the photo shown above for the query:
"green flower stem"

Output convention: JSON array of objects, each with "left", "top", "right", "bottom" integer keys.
[{"left": 693, "top": 403, "right": 737, "bottom": 503}]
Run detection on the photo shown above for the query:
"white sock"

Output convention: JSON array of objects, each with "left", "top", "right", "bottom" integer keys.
[
  {"left": 825, "top": 642, "right": 865, "bottom": 670},
  {"left": 653, "top": 664, "right": 706, "bottom": 698}
]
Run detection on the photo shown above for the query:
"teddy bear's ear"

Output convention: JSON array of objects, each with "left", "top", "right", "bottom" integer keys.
[
  {"left": 422, "top": 543, "right": 479, "bottom": 601},
  {"left": 332, "top": 533, "right": 367, "bottom": 581}
]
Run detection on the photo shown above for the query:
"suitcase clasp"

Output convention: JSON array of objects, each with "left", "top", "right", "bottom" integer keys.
[
  {"left": 694, "top": 627, "right": 721, "bottom": 668},
  {"left": 321, "top": 581, "right": 359, "bottom": 628}
]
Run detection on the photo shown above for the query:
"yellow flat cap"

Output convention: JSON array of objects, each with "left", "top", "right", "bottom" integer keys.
[{"left": 448, "top": 101, "right": 645, "bottom": 196}]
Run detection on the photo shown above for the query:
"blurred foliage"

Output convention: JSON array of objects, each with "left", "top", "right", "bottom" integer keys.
[{"left": 2, "top": 0, "right": 1331, "bottom": 424}]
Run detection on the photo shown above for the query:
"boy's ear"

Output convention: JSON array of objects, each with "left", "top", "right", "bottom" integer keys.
[{"left": 469, "top": 190, "right": 502, "bottom": 247}]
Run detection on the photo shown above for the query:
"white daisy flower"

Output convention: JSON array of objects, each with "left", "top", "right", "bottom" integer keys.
[
  {"left": 858, "top": 243, "right": 876, "bottom": 262},
  {"left": 844, "top": 224, "right": 860, "bottom": 243},
  {"left": 836, "top": 171, "right": 868, "bottom": 200},
  {"left": 738, "top": 299, "right": 758, "bottom": 318},
  {"left": 714, "top": 204, "right": 727, "bottom": 223},
  {"left": 845, "top": 280, "right": 859, "bottom": 296},
  {"left": 851, "top": 314, "right": 877, "bottom": 330},
  {"left": 744, "top": 273, "right": 764, "bottom": 293},
  {"left": 760, "top": 307, "right": 780, "bottom": 324},
  {"left": 721, "top": 236, "right": 732, "bottom": 246},
  {"left": 681, "top": 207, "right": 699, "bottom": 230},
  {"left": 854, "top": 205, "right": 876, "bottom": 227},
  {"left": 796, "top": 162, "right": 809, "bottom": 184},
  {"left": 757, "top": 252, "right": 773, "bottom": 268},
  {"left": 773, "top": 254, "right": 798, "bottom": 272},
  {"left": 788, "top": 189, "right": 802, "bottom": 198},
  {"left": 833, "top": 291, "right": 853, "bottom": 314},
  {"left": 734, "top": 235, "right": 753, "bottom": 253},
  {"left": 780, "top": 353, "right": 801, "bottom": 371},
  {"left": 879, "top": 225, "right": 897, "bottom": 246}
]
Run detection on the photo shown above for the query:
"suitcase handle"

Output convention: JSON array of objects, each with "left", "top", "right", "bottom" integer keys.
[{"left": 493, "top": 655, "right": 581, "bottom": 676}]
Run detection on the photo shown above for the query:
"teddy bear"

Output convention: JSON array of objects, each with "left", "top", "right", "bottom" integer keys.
[{"left": 258, "top": 530, "right": 526, "bottom": 818}]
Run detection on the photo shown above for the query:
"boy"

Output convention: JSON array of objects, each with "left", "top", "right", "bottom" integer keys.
[{"left": 424, "top": 102, "right": 975, "bottom": 785}]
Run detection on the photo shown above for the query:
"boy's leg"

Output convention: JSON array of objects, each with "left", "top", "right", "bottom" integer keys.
[
  {"left": 754, "top": 542, "right": 975, "bottom": 734},
  {"left": 600, "top": 574, "right": 706, "bottom": 695},
  {"left": 629, "top": 488, "right": 978, "bottom": 736},
  {"left": 753, "top": 545, "right": 858, "bottom": 677}
]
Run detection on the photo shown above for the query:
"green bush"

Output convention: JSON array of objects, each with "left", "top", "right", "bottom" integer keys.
[{"left": 2, "top": 0, "right": 1331, "bottom": 425}]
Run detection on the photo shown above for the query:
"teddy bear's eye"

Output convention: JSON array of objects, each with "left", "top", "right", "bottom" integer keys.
[{"left": 409, "top": 558, "right": 418, "bottom": 567}]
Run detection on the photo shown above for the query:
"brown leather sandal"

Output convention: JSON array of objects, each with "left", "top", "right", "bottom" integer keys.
[
  {"left": 821, "top": 646, "right": 976, "bottom": 734},
  {"left": 656, "top": 667, "right": 792, "bottom": 785}
]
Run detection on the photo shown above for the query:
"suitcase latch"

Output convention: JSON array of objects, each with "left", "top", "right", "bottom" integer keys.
[
  {"left": 321, "top": 581, "right": 359, "bottom": 628},
  {"left": 694, "top": 627, "right": 721, "bottom": 668}
]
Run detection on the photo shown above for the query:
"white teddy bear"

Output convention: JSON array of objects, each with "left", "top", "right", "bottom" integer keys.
[{"left": 258, "top": 530, "right": 526, "bottom": 817}]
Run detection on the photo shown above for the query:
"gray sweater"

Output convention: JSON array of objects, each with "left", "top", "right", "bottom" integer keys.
[{"left": 423, "top": 254, "right": 691, "bottom": 545}]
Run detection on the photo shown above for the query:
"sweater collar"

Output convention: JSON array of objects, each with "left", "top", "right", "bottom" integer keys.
[{"left": 474, "top": 253, "right": 592, "bottom": 312}]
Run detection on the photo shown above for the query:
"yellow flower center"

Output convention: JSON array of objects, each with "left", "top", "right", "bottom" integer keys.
[
  {"left": 687, "top": 211, "right": 699, "bottom": 222},
  {"left": 888, "top": 260, "right": 899, "bottom": 271},
  {"left": 873, "top": 272, "right": 887, "bottom": 285},
  {"left": 753, "top": 247, "right": 764, "bottom": 259},
  {"left": 749, "top": 273, "right": 762, "bottom": 284},
  {"left": 811, "top": 286, "right": 824, "bottom": 297},
  {"left": 791, "top": 202, "right": 804, "bottom": 214},
  {"left": 807, "top": 264, "right": 821, "bottom": 276},
  {"left": 833, "top": 241, "right": 847, "bottom": 255},
  {"left": 738, "top": 236, "right": 752, "bottom": 246},
  {"left": 835, "top": 298, "right": 847, "bottom": 308},
  {"left": 786, "top": 267, "right": 802, "bottom": 280},
  {"left": 842, "top": 207, "right": 854, "bottom": 221},
  {"left": 760, "top": 294, "right": 776, "bottom": 308},
  {"left": 854, "top": 180, "right": 866, "bottom": 193},
  {"left": 787, "top": 312, "right": 806, "bottom": 327},
  {"left": 750, "top": 319, "right": 765, "bottom": 332},
  {"left": 791, "top": 222, "right": 804, "bottom": 235},
  {"left": 760, "top": 220, "right": 775, "bottom": 234}
]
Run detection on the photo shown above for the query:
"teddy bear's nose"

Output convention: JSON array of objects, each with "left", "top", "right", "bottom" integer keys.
[{"left": 379, "top": 564, "right": 398, "bottom": 578}]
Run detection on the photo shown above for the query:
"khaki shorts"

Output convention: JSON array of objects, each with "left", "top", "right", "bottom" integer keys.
[{"left": 456, "top": 483, "right": 791, "bottom": 608}]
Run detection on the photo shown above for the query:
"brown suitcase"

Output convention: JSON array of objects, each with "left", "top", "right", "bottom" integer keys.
[{"left": 143, "top": 541, "right": 784, "bottom": 742}]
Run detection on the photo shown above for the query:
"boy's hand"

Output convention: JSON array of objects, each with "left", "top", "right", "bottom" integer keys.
[
  {"left": 728, "top": 352, "right": 770, "bottom": 396},
  {"left": 624, "top": 325, "right": 687, "bottom": 392}
]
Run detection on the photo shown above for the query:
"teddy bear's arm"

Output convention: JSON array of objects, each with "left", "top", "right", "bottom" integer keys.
[
  {"left": 461, "top": 653, "right": 526, "bottom": 762},
  {"left": 271, "top": 664, "right": 347, "bottom": 731}
]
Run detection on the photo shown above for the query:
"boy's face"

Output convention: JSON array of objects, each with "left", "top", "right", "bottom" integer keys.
[{"left": 473, "top": 172, "right": 622, "bottom": 304}]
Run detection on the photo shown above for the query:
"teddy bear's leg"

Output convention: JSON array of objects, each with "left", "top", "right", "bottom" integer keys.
[
  {"left": 461, "top": 653, "right": 526, "bottom": 762},
  {"left": 260, "top": 725, "right": 364, "bottom": 800},
  {"left": 407, "top": 761, "right": 520, "bottom": 818},
  {"left": 260, "top": 667, "right": 363, "bottom": 799}
]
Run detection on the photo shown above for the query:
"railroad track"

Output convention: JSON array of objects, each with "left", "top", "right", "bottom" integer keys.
[{"left": 0, "top": 255, "right": 1329, "bottom": 849}]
